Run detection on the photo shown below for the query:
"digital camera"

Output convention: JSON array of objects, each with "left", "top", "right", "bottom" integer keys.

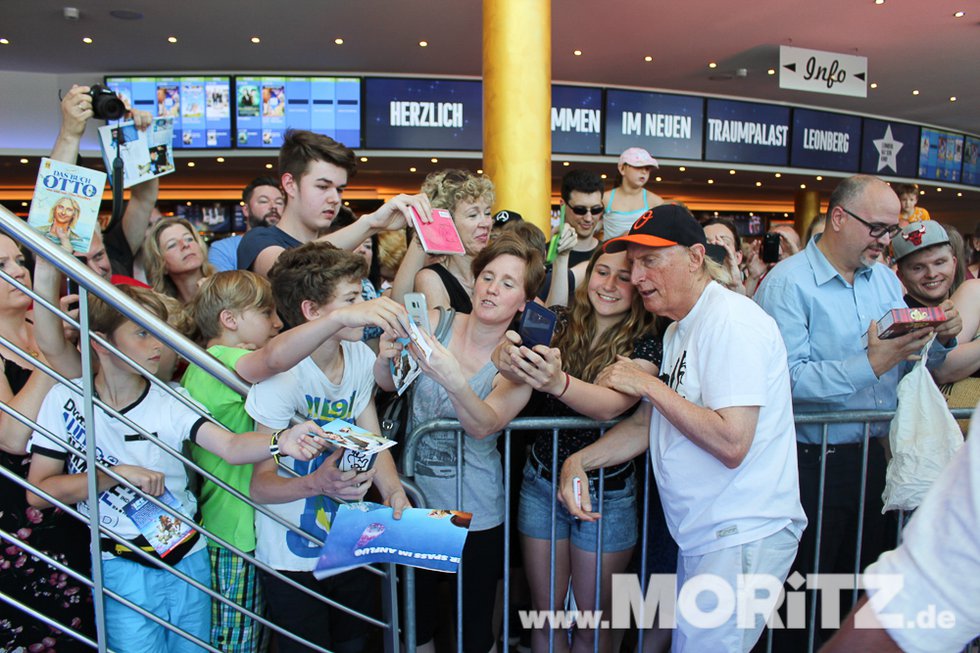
[{"left": 88, "top": 84, "right": 126, "bottom": 121}]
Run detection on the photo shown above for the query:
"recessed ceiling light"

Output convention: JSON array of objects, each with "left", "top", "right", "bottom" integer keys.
[
  {"left": 800, "top": 183, "right": 807, "bottom": 189},
  {"left": 239, "top": 201, "right": 245, "bottom": 206},
  {"left": 714, "top": 211, "right": 719, "bottom": 216},
  {"left": 707, "top": 179, "right": 714, "bottom": 184},
  {"left": 919, "top": 190, "right": 925, "bottom": 195},
  {"left": 265, "top": 163, "right": 273, "bottom": 169},
  {"left": 0, "top": 38, "right": 9, "bottom": 45},
  {"left": 950, "top": 96, "right": 957, "bottom": 102},
  {"left": 755, "top": 181, "right": 762, "bottom": 187},
  {"left": 870, "top": 82, "right": 878, "bottom": 89},
  {"left": 874, "top": 0, "right": 884, "bottom": 4},
  {"left": 562, "top": 161, "right": 570, "bottom": 166},
  {"left": 250, "top": 36, "right": 261, "bottom": 44},
  {"left": 82, "top": 37, "right": 93, "bottom": 44},
  {"left": 936, "top": 187, "right": 943, "bottom": 192},
  {"left": 957, "top": 192, "right": 963, "bottom": 197},
  {"left": 655, "top": 176, "right": 662, "bottom": 182},
  {"left": 334, "top": 38, "right": 344, "bottom": 45},
  {"left": 912, "top": 89, "right": 919, "bottom": 95},
  {"left": 679, "top": 166, "right": 686, "bottom": 172},
  {"left": 187, "top": 161, "right": 195, "bottom": 167},
  {"left": 344, "top": 201, "right": 350, "bottom": 206},
  {"left": 419, "top": 40, "right": 428, "bottom": 47},
  {"left": 784, "top": 213, "right": 789, "bottom": 218},
  {"left": 729, "top": 169, "right": 736, "bottom": 175},
  {"left": 954, "top": 10, "right": 965, "bottom": 17},
  {"left": 767, "top": 68, "right": 776, "bottom": 76},
  {"left": 409, "top": 167, "right": 417, "bottom": 172},
  {"left": 573, "top": 50, "right": 582, "bottom": 56},
  {"left": 360, "top": 156, "right": 368, "bottom": 162},
  {"left": 600, "top": 173, "right": 607, "bottom": 179},
  {"left": 430, "top": 157, "right": 438, "bottom": 163},
  {"left": 19, "top": 158, "right": 28, "bottom": 164},
  {"left": 774, "top": 172, "right": 782, "bottom": 178},
  {"left": 816, "top": 175, "right": 823, "bottom": 181},
  {"left": 644, "top": 56, "right": 653, "bottom": 62},
  {"left": 216, "top": 157, "right": 225, "bottom": 163},
  {"left": 477, "top": 169, "right": 484, "bottom": 174},
  {"left": 21, "top": 201, "right": 28, "bottom": 207},
  {"left": 186, "top": 201, "right": 192, "bottom": 206},
  {"left": 167, "top": 36, "right": 177, "bottom": 43}
]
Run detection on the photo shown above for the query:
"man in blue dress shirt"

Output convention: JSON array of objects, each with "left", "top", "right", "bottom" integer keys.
[{"left": 755, "top": 174, "right": 960, "bottom": 648}]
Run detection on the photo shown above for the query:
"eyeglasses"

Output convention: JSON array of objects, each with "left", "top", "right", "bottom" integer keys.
[
  {"left": 568, "top": 205, "right": 604, "bottom": 216},
  {"left": 840, "top": 207, "right": 901, "bottom": 239}
]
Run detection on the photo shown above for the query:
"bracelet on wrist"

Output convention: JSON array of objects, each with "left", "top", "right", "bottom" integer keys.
[
  {"left": 269, "top": 429, "right": 285, "bottom": 464},
  {"left": 554, "top": 371, "right": 572, "bottom": 398}
]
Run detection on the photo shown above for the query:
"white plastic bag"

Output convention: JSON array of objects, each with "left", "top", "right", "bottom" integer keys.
[{"left": 883, "top": 337, "right": 964, "bottom": 512}]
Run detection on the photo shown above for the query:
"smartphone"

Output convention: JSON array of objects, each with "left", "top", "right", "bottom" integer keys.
[
  {"left": 66, "top": 278, "right": 79, "bottom": 295},
  {"left": 518, "top": 302, "right": 557, "bottom": 349},
  {"left": 404, "top": 293, "right": 431, "bottom": 334},
  {"left": 762, "top": 232, "right": 781, "bottom": 264}
]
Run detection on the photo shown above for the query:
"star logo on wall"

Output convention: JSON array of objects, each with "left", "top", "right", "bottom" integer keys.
[{"left": 873, "top": 125, "right": 903, "bottom": 173}]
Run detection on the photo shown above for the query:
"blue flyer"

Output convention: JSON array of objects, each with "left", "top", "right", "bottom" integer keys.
[{"left": 313, "top": 502, "right": 471, "bottom": 579}]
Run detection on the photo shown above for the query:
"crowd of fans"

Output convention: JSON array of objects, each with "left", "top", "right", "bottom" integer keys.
[{"left": 2, "top": 86, "right": 979, "bottom": 653}]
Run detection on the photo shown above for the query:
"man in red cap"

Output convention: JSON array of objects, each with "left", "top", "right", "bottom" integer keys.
[{"left": 559, "top": 204, "right": 806, "bottom": 652}]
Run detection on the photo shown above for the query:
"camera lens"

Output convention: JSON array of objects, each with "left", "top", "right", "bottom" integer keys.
[{"left": 88, "top": 84, "right": 126, "bottom": 121}]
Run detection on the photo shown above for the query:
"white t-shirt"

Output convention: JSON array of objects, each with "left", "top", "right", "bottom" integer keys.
[
  {"left": 28, "top": 380, "right": 209, "bottom": 560},
  {"left": 650, "top": 281, "right": 807, "bottom": 556},
  {"left": 863, "top": 406, "right": 980, "bottom": 652},
  {"left": 245, "top": 341, "right": 376, "bottom": 571}
]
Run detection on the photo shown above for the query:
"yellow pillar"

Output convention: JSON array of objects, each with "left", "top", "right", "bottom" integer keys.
[
  {"left": 483, "top": 0, "right": 552, "bottom": 236},
  {"left": 794, "top": 190, "right": 821, "bottom": 239}
]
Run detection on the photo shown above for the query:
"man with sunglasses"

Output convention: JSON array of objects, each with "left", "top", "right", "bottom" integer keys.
[{"left": 755, "top": 174, "right": 961, "bottom": 648}]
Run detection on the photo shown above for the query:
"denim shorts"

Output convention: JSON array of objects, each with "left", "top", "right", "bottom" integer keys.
[{"left": 517, "top": 461, "right": 637, "bottom": 553}]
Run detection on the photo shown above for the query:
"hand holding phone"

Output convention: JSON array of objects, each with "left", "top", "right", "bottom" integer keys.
[
  {"left": 404, "top": 293, "right": 431, "bottom": 334},
  {"left": 762, "top": 232, "right": 781, "bottom": 264},
  {"left": 518, "top": 302, "right": 557, "bottom": 350}
]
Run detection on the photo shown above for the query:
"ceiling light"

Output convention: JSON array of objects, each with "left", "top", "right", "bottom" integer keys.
[
  {"left": 954, "top": 10, "right": 965, "bottom": 17},
  {"left": 409, "top": 167, "right": 417, "bottom": 172},
  {"left": 919, "top": 190, "right": 925, "bottom": 195},
  {"left": 216, "top": 157, "right": 225, "bottom": 163},
  {"left": 21, "top": 202, "right": 28, "bottom": 207},
  {"left": 19, "top": 158, "right": 28, "bottom": 164},
  {"left": 430, "top": 157, "right": 438, "bottom": 163},
  {"left": 784, "top": 213, "right": 789, "bottom": 218},
  {"left": 870, "top": 82, "right": 878, "bottom": 89},
  {"left": 334, "top": 38, "right": 344, "bottom": 45},
  {"left": 265, "top": 163, "right": 273, "bottom": 169},
  {"left": 874, "top": 0, "right": 884, "bottom": 4},
  {"left": 957, "top": 192, "right": 963, "bottom": 197},
  {"left": 708, "top": 62, "right": 717, "bottom": 69},
  {"left": 82, "top": 37, "right": 93, "bottom": 44},
  {"left": 912, "top": 89, "right": 919, "bottom": 95},
  {"left": 816, "top": 175, "right": 823, "bottom": 181},
  {"left": 0, "top": 38, "right": 9, "bottom": 45},
  {"left": 729, "top": 169, "right": 736, "bottom": 175},
  {"left": 477, "top": 169, "right": 484, "bottom": 174},
  {"left": 187, "top": 161, "right": 195, "bottom": 167},
  {"left": 360, "top": 156, "right": 368, "bottom": 162},
  {"left": 186, "top": 201, "right": 192, "bottom": 206},
  {"left": 562, "top": 161, "right": 570, "bottom": 166},
  {"left": 419, "top": 40, "right": 428, "bottom": 47},
  {"left": 714, "top": 211, "right": 719, "bottom": 216},
  {"left": 573, "top": 50, "right": 582, "bottom": 56},
  {"left": 936, "top": 187, "right": 943, "bottom": 192},
  {"left": 950, "top": 96, "right": 957, "bottom": 102},
  {"left": 654, "top": 176, "right": 662, "bottom": 182},
  {"left": 600, "top": 173, "right": 607, "bottom": 179},
  {"left": 707, "top": 179, "right": 714, "bottom": 184},
  {"left": 774, "top": 172, "right": 782, "bottom": 178},
  {"left": 644, "top": 56, "right": 653, "bottom": 62},
  {"left": 800, "top": 183, "right": 807, "bottom": 189},
  {"left": 239, "top": 201, "right": 245, "bottom": 206},
  {"left": 167, "top": 36, "right": 177, "bottom": 43},
  {"left": 767, "top": 68, "right": 776, "bottom": 76},
  {"left": 344, "top": 201, "right": 350, "bottom": 206},
  {"left": 250, "top": 36, "right": 261, "bottom": 44},
  {"left": 755, "top": 181, "right": 762, "bottom": 187},
  {"left": 679, "top": 166, "right": 686, "bottom": 172}
]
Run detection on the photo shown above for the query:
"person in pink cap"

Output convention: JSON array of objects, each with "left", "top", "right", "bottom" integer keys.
[{"left": 601, "top": 147, "right": 664, "bottom": 241}]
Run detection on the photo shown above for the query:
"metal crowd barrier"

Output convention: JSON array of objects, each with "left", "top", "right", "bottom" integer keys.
[{"left": 1, "top": 205, "right": 975, "bottom": 653}]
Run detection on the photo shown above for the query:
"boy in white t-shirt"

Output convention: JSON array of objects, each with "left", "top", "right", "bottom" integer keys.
[
  {"left": 246, "top": 242, "right": 409, "bottom": 653},
  {"left": 26, "top": 284, "right": 327, "bottom": 653}
]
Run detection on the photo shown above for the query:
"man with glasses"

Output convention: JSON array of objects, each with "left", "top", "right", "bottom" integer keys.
[{"left": 754, "top": 174, "right": 960, "bottom": 649}]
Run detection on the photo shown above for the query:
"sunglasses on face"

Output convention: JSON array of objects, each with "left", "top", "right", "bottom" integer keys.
[{"left": 568, "top": 205, "right": 604, "bottom": 216}]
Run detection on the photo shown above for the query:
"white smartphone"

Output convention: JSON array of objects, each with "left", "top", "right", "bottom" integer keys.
[{"left": 404, "top": 293, "right": 431, "bottom": 334}]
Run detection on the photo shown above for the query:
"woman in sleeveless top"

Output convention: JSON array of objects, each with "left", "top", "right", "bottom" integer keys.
[
  {"left": 143, "top": 217, "right": 216, "bottom": 304},
  {"left": 0, "top": 233, "right": 94, "bottom": 650},
  {"left": 391, "top": 169, "right": 494, "bottom": 313},
  {"left": 401, "top": 233, "right": 545, "bottom": 653},
  {"left": 602, "top": 147, "right": 664, "bottom": 241}
]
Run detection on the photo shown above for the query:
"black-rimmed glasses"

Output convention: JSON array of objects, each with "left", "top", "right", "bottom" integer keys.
[
  {"left": 568, "top": 205, "right": 604, "bottom": 216},
  {"left": 840, "top": 207, "right": 901, "bottom": 239}
]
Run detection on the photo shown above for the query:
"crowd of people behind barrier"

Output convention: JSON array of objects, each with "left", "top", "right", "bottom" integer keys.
[{"left": 2, "top": 84, "right": 980, "bottom": 653}]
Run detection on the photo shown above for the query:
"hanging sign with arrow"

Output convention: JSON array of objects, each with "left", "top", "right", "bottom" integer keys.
[{"left": 779, "top": 45, "right": 867, "bottom": 98}]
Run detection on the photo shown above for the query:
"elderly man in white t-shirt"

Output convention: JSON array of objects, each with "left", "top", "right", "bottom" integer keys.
[{"left": 559, "top": 204, "right": 807, "bottom": 653}]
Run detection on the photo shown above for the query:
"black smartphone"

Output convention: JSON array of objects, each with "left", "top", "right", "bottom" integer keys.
[
  {"left": 66, "top": 278, "right": 79, "bottom": 295},
  {"left": 517, "top": 302, "right": 557, "bottom": 349},
  {"left": 762, "top": 232, "right": 781, "bottom": 264}
]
